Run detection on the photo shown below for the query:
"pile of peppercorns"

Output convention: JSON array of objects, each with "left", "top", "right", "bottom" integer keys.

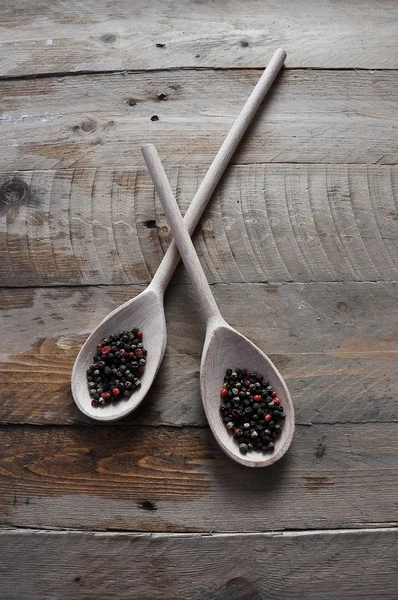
[
  {"left": 220, "top": 368, "right": 285, "bottom": 454},
  {"left": 87, "top": 328, "right": 147, "bottom": 407}
]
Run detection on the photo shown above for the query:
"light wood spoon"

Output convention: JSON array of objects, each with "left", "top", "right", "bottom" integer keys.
[
  {"left": 72, "top": 49, "right": 287, "bottom": 421},
  {"left": 142, "top": 144, "right": 294, "bottom": 467}
]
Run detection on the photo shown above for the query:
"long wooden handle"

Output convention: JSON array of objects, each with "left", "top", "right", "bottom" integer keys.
[
  {"left": 148, "top": 48, "right": 286, "bottom": 294},
  {"left": 143, "top": 145, "right": 222, "bottom": 323}
]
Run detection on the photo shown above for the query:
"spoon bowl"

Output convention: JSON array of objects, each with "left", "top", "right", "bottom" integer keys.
[
  {"left": 72, "top": 287, "right": 166, "bottom": 421},
  {"left": 202, "top": 320, "right": 294, "bottom": 467}
]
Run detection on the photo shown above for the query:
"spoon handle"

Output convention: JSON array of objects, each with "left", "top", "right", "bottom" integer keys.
[
  {"left": 148, "top": 48, "right": 286, "bottom": 295},
  {"left": 143, "top": 145, "right": 222, "bottom": 324}
]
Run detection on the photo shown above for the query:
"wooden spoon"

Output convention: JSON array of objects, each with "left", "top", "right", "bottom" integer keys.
[
  {"left": 71, "top": 49, "right": 287, "bottom": 421},
  {"left": 142, "top": 144, "right": 294, "bottom": 467}
]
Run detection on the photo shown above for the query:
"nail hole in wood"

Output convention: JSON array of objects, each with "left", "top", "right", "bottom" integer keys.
[{"left": 138, "top": 499, "right": 157, "bottom": 511}]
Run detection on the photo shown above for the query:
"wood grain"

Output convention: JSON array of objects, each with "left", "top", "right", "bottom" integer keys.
[
  {"left": 1, "top": 0, "right": 398, "bottom": 75},
  {"left": 1, "top": 529, "right": 397, "bottom": 600},
  {"left": 1, "top": 423, "right": 397, "bottom": 532},
  {"left": 1, "top": 283, "right": 397, "bottom": 426},
  {"left": 1, "top": 164, "right": 397, "bottom": 287},
  {"left": 0, "top": 70, "right": 397, "bottom": 171}
]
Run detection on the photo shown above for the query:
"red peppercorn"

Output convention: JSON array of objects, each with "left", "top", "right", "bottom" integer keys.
[
  {"left": 91, "top": 399, "right": 99, "bottom": 407},
  {"left": 120, "top": 349, "right": 125, "bottom": 356},
  {"left": 129, "top": 352, "right": 135, "bottom": 358},
  {"left": 101, "top": 392, "right": 110, "bottom": 400},
  {"left": 96, "top": 344, "right": 102, "bottom": 351},
  {"left": 137, "top": 331, "right": 143, "bottom": 339},
  {"left": 253, "top": 395, "right": 261, "bottom": 401},
  {"left": 139, "top": 366, "right": 145, "bottom": 373},
  {"left": 135, "top": 349, "right": 143, "bottom": 358},
  {"left": 220, "top": 387, "right": 228, "bottom": 397},
  {"left": 241, "top": 387, "right": 246, "bottom": 391},
  {"left": 101, "top": 346, "right": 111, "bottom": 355},
  {"left": 234, "top": 428, "right": 243, "bottom": 437},
  {"left": 274, "top": 397, "right": 281, "bottom": 404},
  {"left": 271, "top": 391, "right": 277, "bottom": 398},
  {"left": 112, "top": 387, "right": 120, "bottom": 396},
  {"left": 231, "top": 408, "right": 238, "bottom": 417},
  {"left": 271, "top": 432, "right": 278, "bottom": 439},
  {"left": 264, "top": 414, "right": 272, "bottom": 422}
]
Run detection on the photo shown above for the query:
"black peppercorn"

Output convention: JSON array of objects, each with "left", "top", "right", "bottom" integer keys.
[
  {"left": 87, "top": 328, "right": 148, "bottom": 408},
  {"left": 220, "top": 366, "right": 286, "bottom": 452}
]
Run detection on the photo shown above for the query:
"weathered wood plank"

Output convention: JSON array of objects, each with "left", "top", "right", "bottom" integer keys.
[
  {"left": 1, "top": 283, "right": 397, "bottom": 426},
  {"left": 1, "top": 70, "right": 397, "bottom": 171},
  {"left": 1, "top": 423, "right": 397, "bottom": 532},
  {"left": 1, "top": 164, "right": 397, "bottom": 286},
  {"left": 1, "top": 0, "right": 398, "bottom": 75},
  {"left": 1, "top": 529, "right": 397, "bottom": 600}
]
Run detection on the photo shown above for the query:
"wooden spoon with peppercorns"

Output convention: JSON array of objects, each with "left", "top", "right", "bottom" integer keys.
[
  {"left": 72, "top": 49, "right": 287, "bottom": 421},
  {"left": 142, "top": 144, "right": 294, "bottom": 467}
]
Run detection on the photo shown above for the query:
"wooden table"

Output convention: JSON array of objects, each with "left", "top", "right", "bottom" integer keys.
[{"left": 1, "top": 1, "right": 397, "bottom": 598}]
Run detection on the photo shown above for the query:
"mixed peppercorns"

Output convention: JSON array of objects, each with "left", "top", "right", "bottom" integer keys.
[
  {"left": 87, "top": 328, "right": 147, "bottom": 407},
  {"left": 220, "top": 368, "right": 285, "bottom": 454}
]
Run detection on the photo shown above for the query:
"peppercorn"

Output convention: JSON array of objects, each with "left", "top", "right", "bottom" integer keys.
[
  {"left": 220, "top": 367, "right": 286, "bottom": 452},
  {"left": 87, "top": 328, "right": 147, "bottom": 407}
]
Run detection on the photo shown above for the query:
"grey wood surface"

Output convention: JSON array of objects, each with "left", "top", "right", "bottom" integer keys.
[
  {"left": 1, "top": 529, "right": 397, "bottom": 600},
  {"left": 1, "top": 283, "right": 397, "bottom": 426},
  {"left": 1, "top": 0, "right": 397, "bottom": 75},
  {"left": 0, "top": 70, "right": 397, "bottom": 171},
  {"left": 1, "top": 0, "right": 398, "bottom": 597},
  {"left": 1, "top": 423, "right": 397, "bottom": 532},
  {"left": 1, "top": 165, "right": 397, "bottom": 286}
]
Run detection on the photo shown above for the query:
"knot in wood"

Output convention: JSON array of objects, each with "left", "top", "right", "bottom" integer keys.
[{"left": 0, "top": 179, "right": 29, "bottom": 205}]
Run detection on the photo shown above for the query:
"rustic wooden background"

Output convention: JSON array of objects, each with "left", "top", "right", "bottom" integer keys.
[{"left": 1, "top": 1, "right": 397, "bottom": 598}]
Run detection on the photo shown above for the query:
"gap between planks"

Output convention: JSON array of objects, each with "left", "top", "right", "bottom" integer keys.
[
  {"left": 0, "top": 66, "right": 397, "bottom": 84},
  {"left": 1, "top": 525, "right": 398, "bottom": 536}
]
